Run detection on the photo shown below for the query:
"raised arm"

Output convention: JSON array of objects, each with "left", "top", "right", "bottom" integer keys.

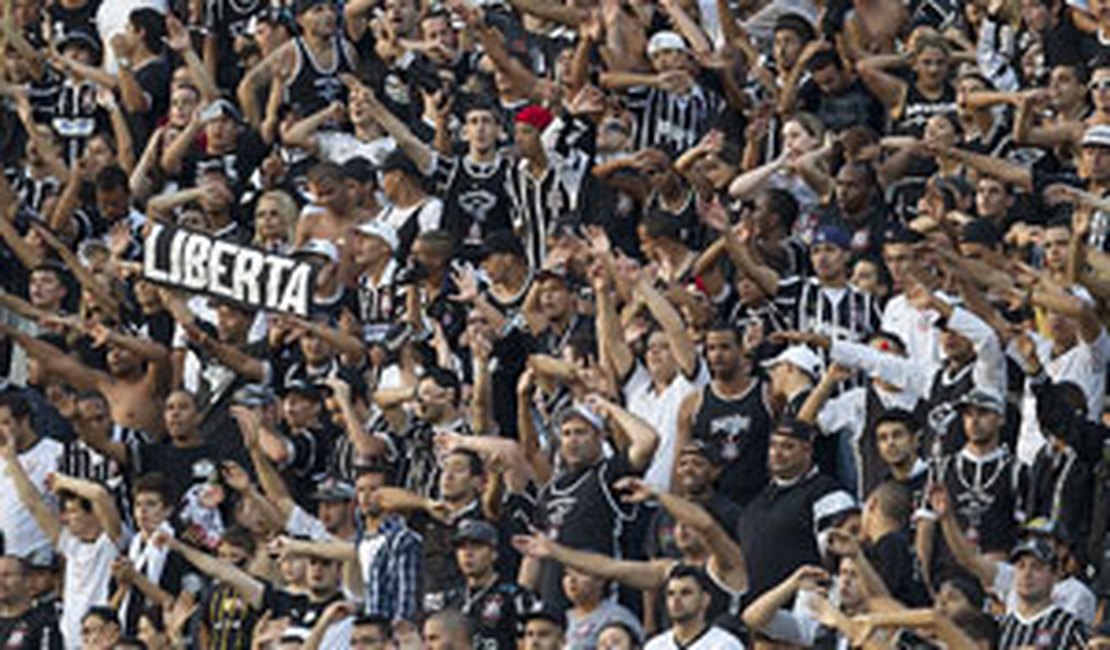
[
  {"left": 590, "top": 395, "right": 659, "bottom": 472},
  {"left": 516, "top": 369, "right": 553, "bottom": 484},
  {"left": 633, "top": 278, "right": 698, "bottom": 378},
  {"left": 929, "top": 485, "right": 997, "bottom": 587},
  {"left": 855, "top": 53, "right": 910, "bottom": 116},
  {"left": 161, "top": 535, "right": 265, "bottom": 608},
  {"left": 595, "top": 264, "right": 635, "bottom": 379},
  {"left": 0, "top": 435, "right": 61, "bottom": 545},
  {"left": 281, "top": 102, "right": 346, "bottom": 154},
  {"left": 357, "top": 80, "right": 435, "bottom": 172},
  {"left": 0, "top": 323, "right": 109, "bottom": 393},
  {"left": 272, "top": 535, "right": 358, "bottom": 563},
  {"left": 512, "top": 533, "right": 669, "bottom": 590},
  {"left": 232, "top": 407, "right": 296, "bottom": 522},
  {"left": 52, "top": 473, "right": 123, "bottom": 544}
]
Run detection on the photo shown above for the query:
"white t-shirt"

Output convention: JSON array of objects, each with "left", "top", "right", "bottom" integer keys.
[
  {"left": 880, "top": 294, "right": 943, "bottom": 367},
  {"left": 645, "top": 626, "right": 745, "bottom": 650},
  {"left": 317, "top": 132, "right": 395, "bottom": 166},
  {"left": 0, "top": 437, "right": 63, "bottom": 557},
  {"left": 623, "top": 360, "right": 709, "bottom": 491},
  {"left": 381, "top": 199, "right": 444, "bottom": 238},
  {"left": 1012, "top": 329, "right": 1110, "bottom": 465},
  {"left": 993, "top": 561, "right": 1098, "bottom": 625},
  {"left": 57, "top": 529, "right": 119, "bottom": 650}
]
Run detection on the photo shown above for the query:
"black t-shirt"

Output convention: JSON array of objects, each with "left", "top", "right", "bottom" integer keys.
[
  {"left": 798, "top": 78, "right": 886, "bottom": 134},
  {"left": 0, "top": 603, "right": 63, "bottom": 649},
  {"left": 448, "top": 581, "right": 537, "bottom": 650},
  {"left": 130, "top": 56, "right": 172, "bottom": 139},
  {"left": 262, "top": 584, "right": 343, "bottom": 629},
  {"left": 645, "top": 492, "right": 743, "bottom": 559},
  {"left": 182, "top": 128, "right": 269, "bottom": 197},
  {"left": 866, "top": 530, "right": 929, "bottom": 607}
]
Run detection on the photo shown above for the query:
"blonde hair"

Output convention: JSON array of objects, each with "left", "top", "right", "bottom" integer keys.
[{"left": 253, "top": 190, "right": 299, "bottom": 247}]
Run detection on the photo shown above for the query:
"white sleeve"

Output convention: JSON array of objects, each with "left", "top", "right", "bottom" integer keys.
[
  {"left": 286, "top": 504, "right": 332, "bottom": 541},
  {"left": 992, "top": 560, "right": 1015, "bottom": 603},
  {"left": 829, "top": 340, "right": 932, "bottom": 399},
  {"left": 816, "top": 390, "right": 862, "bottom": 438},
  {"left": 418, "top": 199, "right": 444, "bottom": 232},
  {"left": 948, "top": 307, "right": 1008, "bottom": 398}
]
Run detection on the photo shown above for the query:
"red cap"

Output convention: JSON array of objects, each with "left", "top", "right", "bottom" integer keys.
[{"left": 515, "top": 105, "right": 554, "bottom": 131}]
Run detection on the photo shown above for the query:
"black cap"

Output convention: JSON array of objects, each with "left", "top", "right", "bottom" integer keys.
[
  {"left": 481, "top": 230, "right": 526, "bottom": 260},
  {"left": 342, "top": 157, "right": 377, "bottom": 184},
  {"left": 960, "top": 219, "right": 1000, "bottom": 248},
  {"left": 522, "top": 603, "right": 565, "bottom": 629},
  {"left": 378, "top": 149, "right": 422, "bottom": 178},
  {"left": 232, "top": 384, "right": 278, "bottom": 408},
  {"left": 1010, "top": 537, "right": 1056, "bottom": 565},
  {"left": 311, "top": 474, "right": 356, "bottom": 501},
  {"left": 453, "top": 519, "right": 498, "bottom": 546},
  {"left": 772, "top": 418, "right": 817, "bottom": 443},
  {"left": 677, "top": 439, "right": 722, "bottom": 465},
  {"left": 55, "top": 26, "right": 102, "bottom": 58},
  {"left": 882, "top": 223, "right": 923, "bottom": 245},
  {"left": 773, "top": 13, "right": 816, "bottom": 41},
  {"left": 281, "top": 379, "right": 329, "bottom": 401},
  {"left": 295, "top": 0, "right": 331, "bottom": 15}
]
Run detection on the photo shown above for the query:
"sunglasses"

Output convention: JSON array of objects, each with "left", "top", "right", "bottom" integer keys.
[{"left": 1090, "top": 80, "right": 1110, "bottom": 91}]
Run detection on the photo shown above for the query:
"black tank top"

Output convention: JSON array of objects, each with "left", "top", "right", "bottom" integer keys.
[
  {"left": 286, "top": 36, "right": 355, "bottom": 117},
  {"left": 917, "top": 363, "right": 975, "bottom": 458},
  {"left": 691, "top": 379, "right": 773, "bottom": 507},
  {"left": 896, "top": 79, "right": 957, "bottom": 138}
]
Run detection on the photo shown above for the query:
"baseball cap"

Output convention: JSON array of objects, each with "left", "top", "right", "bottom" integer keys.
[
  {"left": 1023, "top": 517, "right": 1071, "bottom": 545},
  {"left": 378, "top": 149, "right": 422, "bottom": 178},
  {"left": 647, "top": 31, "right": 688, "bottom": 56},
  {"left": 1083, "top": 124, "right": 1110, "bottom": 148},
  {"left": 55, "top": 27, "right": 102, "bottom": 58},
  {"left": 558, "top": 403, "right": 606, "bottom": 432},
  {"left": 957, "top": 388, "right": 1005, "bottom": 415},
  {"left": 231, "top": 384, "right": 278, "bottom": 408},
  {"left": 453, "top": 519, "right": 499, "bottom": 546},
  {"left": 342, "top": 157, "right": 377, "bottom": 184},
  {"left": 1010, "top": 537, "right": 1056, "bottom": 565},
  {"left": 960, "top": 219, "right": 1000, "bottom": 248},
  {"left": 773, "top": 12, "right": 816, "bottom": 41},
  {"left": 481, "top": 230, "right": 526, "bottom": 260},
  {"left": 882, "top": 223, "right": 924, "bottom": 245},
  {"left": 761, "top": 345, "right": 822, "bottom": 380},
  {"left": 312, "top": 475, "right": 356, "bottom": 502},
  {"left": 294, "top": 0, "right": 331, "bottom": 15},
  {"left": 281, "top": 379, "right": 329, "bottom": 401},
  {"left": 293, "top": 239, "right": 340, "bottom": 264},
  {"left": 678, "top": 439, "right": 722, "bottom": 465},
  {"left": 772, "top": 418, "right": 818, "bottom": 443},
  {"left": 812, "top": 224, "right": 852, "bottom": 250},
  {"left": 354, "top": 221, "right": 399, "bottom": 252},
  {"left": 522, "top": 603, "right": 566, "bottom": 629},
  {"left": 205, "top": 98, "right": 244, "bottom": 124},
  {"left": 515, "top": 105, "right": 555, "bottom": 131}
]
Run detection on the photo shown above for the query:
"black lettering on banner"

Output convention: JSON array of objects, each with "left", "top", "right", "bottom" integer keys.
[{"left": 143, "top": 223, "right": 316, "bottom": 316}]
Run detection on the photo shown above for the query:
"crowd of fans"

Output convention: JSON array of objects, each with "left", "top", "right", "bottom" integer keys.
[{"left": 9, "top": 0, "right": 1110, "bottom": 647}]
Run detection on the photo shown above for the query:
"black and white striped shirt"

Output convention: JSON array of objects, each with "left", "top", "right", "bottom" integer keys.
[
  {"left": 508, "top": 117, "right": 592, "bottom": 268},
  {"left": 999, "top": 604, "right": 1087, "bottom": 649},
  {"left": 626, "top": 80, "right": 724, "bottom": 154},
  {"left": 776, "top": 276, "right": 882, "bottom": 378}
]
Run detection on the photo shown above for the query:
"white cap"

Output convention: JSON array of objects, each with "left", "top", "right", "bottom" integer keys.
[
  {"left": 355, "top": 220, "right": 399, "bottom": 251},
  {"left": 761, "top": 345, "right": 822, "bottom": 379},
  {"left": 293, "top": 239, "right": 340, "bottom": 263},
  {"left": 1082, "top": 124, "right": 1110, "bottom": 148},
  {"left": 647, "top": 31, "right": 688, "bottom": 56}
]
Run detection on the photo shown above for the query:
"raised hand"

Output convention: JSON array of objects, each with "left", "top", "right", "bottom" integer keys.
[
  {"left": 230, "top": 405, "right": 262, "bottom": 449},
  {"left": 511, "top": 532, "right": 556, "bottom": 559},
  {"left": 449, "top": 264, "right": 480, "bottom": 303},
  {"left": 219, "top": 461, "right": 251, "bottom": 493},
  {"left": 614, "top": 476, "right": 654, "bottom": 503},
  {"left": 164, "top": 13, "right": 192, "bottom": 52},
  {"left": 927, "top": 483, "right": 950, "bottom": 518}
]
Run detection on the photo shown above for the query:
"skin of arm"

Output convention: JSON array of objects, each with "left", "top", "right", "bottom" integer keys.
[
  {"left": 933, "top": 487, "right": 997, "bottom": 587},
  {"left": 633, "top": 279, "right": 698, "bottom": 378},
  {"left": 234, "top": 408, "right": 297, "bottom": 522},
  {"left": 523, "top": 535, "right": 670, "bottom": 590},
  {"left": 516, "top": 370, "right": 553, "bottom": 484},
  {"left": 100, "top": 94, "right": 137, "bottom": 174},
  {"left": 723, "top": 228, "right": 781, "bottom": 297},
  {"left": 1030, "top": 286, "right": 1104, "bottom": 343},
  {"left": 742, "top": 566, "right": 822, "bottom": 632},
  {"left": 281, "top": 536, "right": 358, "bottom": 562},
  {"left": 0, "top": 217, "right": 43, "bottom": 270},
  {"left": 116, "top": 60, "right": 151, "bottom": 114},
  {"left": 797, "top": 368, "right": 843, "bottom": 425},
  {"left": 359, "top": 83, "right": 435, "bottom": 172},
  {"left": 596, "top": 268, "right": 635, "bottom": 380},
  {"left": 943, "top": 147, "right": 1032, "bottom": 191},
  {"left": 47, "top": 165, "right": 85, "bottom": 243},
  {"left": 655, "top": 488, "right": 747, "bottom": 590},
  {"left": 594, "top": 397, "right": 660, "bottom": 472},
  {"left": 471, "top": 339, "right": 495, "bottom": 435},
  {"left": 855, "top": 54, "right": 909, "bottom": 116},
  {"left": 164, "top": 536, "right": 266, "bottom": 608},
  {"left": 160, "top": 118, "right": 205, "bottom": 176},
  {"left": 281, "top": 102, "right": 344, "bottom": 154},
  {"left": 53, "top": 473, "right": 123, "bottom": 544},
  {"left": 1, "top": 324, "right": 109, "bottom": 393},
  {"left": 727, "top": 154, "right": 788, "bottom": 199},
  {"left": 508, "top": 0, "right": 589, "bottom": 26}
]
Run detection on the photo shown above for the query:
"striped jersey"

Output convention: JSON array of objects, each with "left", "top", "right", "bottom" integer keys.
[{"left": 999, "top": 604, "right": 1087, "bottom": 649}]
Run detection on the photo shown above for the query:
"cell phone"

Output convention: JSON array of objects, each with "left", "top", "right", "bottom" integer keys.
[{"left": 199, "top": 101, "right": 222, "bottom": 122}]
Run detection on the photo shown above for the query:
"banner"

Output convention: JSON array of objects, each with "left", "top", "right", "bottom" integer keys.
[{"left": 143, "top": 223, "right": 315, "bottom": 316}]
